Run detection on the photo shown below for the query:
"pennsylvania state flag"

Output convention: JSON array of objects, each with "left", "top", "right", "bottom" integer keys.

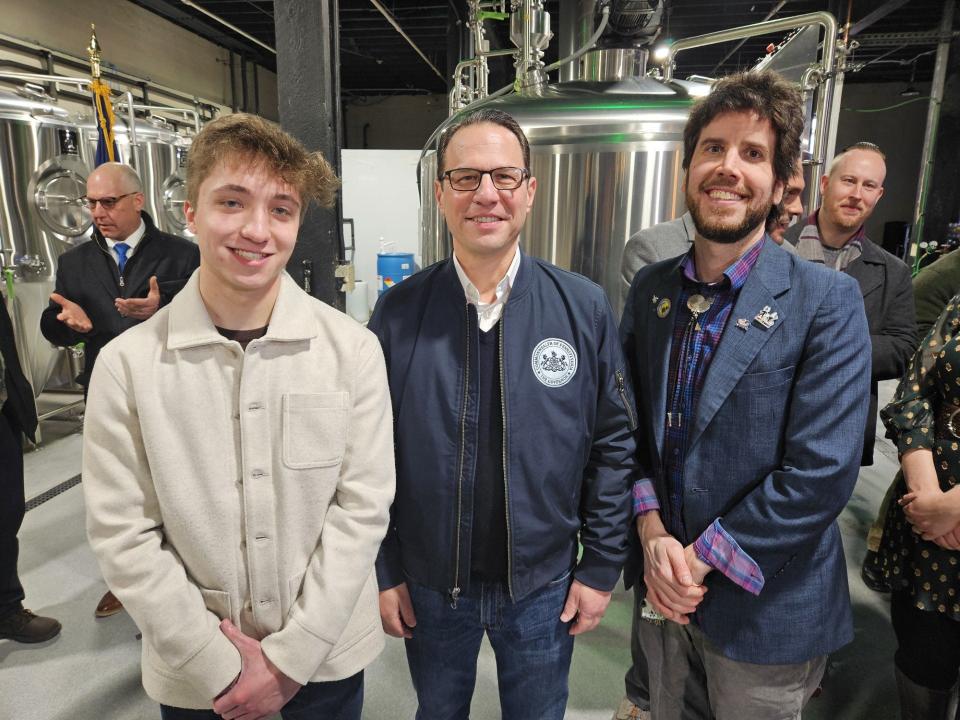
[{"left": 92, "top": 78, "right": 119, "bottom": 166}]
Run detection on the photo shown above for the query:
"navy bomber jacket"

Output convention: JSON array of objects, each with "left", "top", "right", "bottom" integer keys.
[{"left": 368, "top": 252, "right": 637, "bottom": 603}]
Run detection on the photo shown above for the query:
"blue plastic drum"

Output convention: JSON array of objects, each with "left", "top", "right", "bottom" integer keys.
[{"left": 377, "top": 252, "right": 415, "bottom": 295}]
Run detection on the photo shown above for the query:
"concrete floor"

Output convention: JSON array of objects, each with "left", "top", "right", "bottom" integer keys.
[{"left": 0, "top": 385, "right": 903, "bottom": 720}]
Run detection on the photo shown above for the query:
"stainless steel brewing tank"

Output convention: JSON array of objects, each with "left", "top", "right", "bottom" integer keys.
[
  {"left": 0, "top": 89, "right": 93, "bottom": 395},
  {"left": 158, "top": 137, "right": 193, "bottom": 238},
  {"left": 421, "top": 78, "right": 694, "bottom": 307},
  {"left": 82, "top": 116, "right": 184, "bottom": 235}
]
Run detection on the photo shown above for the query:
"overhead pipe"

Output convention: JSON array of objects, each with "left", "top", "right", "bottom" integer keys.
[
  {"left": 662, "top": 11, "right": 839, "bottom": 210},
  {"left": 708, "top": 1, "right": 787, "bottom": 75},
  {"left": 179, "top": 0, "right": 276, "bottom": 55},
  {"left": 368, "top": 0, "right": 445, "bottom": 81}
]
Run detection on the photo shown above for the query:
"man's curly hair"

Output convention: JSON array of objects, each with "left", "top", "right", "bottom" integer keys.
[{"left": 682, "top": 70, "right": 804, "bottom": 187}]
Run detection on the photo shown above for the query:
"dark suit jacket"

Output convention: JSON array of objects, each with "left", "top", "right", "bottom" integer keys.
[
  {"left": 621, "top": 239, "right": 871, "bottom": 664},
  {"left": 1, "top": 297, "right": 37, "bottom": 443},
  {"left": 619, "top": 213, "right": 695, "bottom": 311},
  {"left": 913, "top": 248, "right": 960, "bottom": 339},
  {"left": 40, "top": 211, "right": 199, "bottom": 387},
  {"left": 786, "top": 223, "right": 917, "bottom": 464}
]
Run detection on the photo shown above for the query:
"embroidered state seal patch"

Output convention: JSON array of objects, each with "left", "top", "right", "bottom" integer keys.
[{"left": 532, "top": 338, "right": 578, "bottom": 387}]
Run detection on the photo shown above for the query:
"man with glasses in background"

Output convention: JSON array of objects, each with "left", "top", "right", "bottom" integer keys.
[
  {"left": 40, "top": 161, "right": 198, "bottom": 619},
  {"left": 369, "top": 108, "right": 636, "bottom": 719}
]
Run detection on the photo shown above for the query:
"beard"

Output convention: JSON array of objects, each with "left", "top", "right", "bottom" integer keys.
[
  {"left": 826, "top": 204, "right": 864, "bottom": 232},
  {"left": 687, "top": 183, "right": 772, "bottom": 245}
]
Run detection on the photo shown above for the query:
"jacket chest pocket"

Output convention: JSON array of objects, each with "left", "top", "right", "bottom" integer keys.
[{"left": 282, "top": 392, "right": 348, "bottom": 469}]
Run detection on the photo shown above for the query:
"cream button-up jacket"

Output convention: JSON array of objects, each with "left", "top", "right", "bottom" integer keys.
[{"left": 83, "top": 271, "right": 395, "bottom": 709}]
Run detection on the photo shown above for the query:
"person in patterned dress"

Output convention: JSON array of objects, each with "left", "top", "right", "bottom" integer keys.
[{"left": 878, "top": 293, "right": 960, "bottom": 718}]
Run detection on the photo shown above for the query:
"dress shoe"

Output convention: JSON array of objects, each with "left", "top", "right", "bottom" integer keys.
[
  {"left": 95, "top": 590, "right": 124, "bottom": 618},
  {"left": 861, "top": 550, "right": 891, "bottom": 593},
  {"left": 613, "top": 696, "right": 652, "bottom": 720},
  {"left": 0, "top": 608, "right": 61, "bottom": 643}
]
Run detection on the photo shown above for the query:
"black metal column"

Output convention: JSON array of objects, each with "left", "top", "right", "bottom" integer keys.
[
  {"left": 274, "top": 0, "right": 345, "bottom": 309},
  {"left": 923, "top": 31, "right": 960, "bottom": 249}
]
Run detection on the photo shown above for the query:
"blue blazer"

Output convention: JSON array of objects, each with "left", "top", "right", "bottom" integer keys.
[{"left": 621, "top": 238, "right": 871, "bottom": 664}]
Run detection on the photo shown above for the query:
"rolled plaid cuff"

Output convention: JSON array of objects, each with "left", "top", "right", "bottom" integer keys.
[
  {"left": 632, "top": 479, "right": 660, "bottom": 517},
  {"left": 693, "top": 519, "right": 764, "bottom": 596}
]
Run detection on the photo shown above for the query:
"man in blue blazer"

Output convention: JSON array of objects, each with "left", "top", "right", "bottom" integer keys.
[{"left": 620, "top": 70, "right": 871, "bottom": 718}]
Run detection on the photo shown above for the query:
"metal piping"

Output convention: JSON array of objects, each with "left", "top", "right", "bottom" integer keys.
[
  {"left": 0, "top": 71, "right": 90, "bottom": 93},
  {"left": 662, "top": 12, "right": 837, "bottom": 83},
  {"left": 0, "top": 32, "right": 220, "bottom": 116},
  {"left": 368, "top": 0, "right": 445, "bottom": 81},
  {"left": 179, "top": 0, "right": 276, "bottom": 55},
  {"left": 662, "top": 11, "right": 839, "bottom": 210},
  {"left": 910, "top": 0, "right": 955, "bottom": 258},
  {"left": 115, "top": 101, "right": 203, "bottom": 134},
  {"left": 123, "top": 90, "right": 139, "bottom": 170},
  {"left": 541, "top": 5, "right": 609, "bottom": 76},
  {"left": 709, "top": 1, "right": 787, "bottom": 75},
  {"left": 520, "top": 0, "right": 532, "bottom": 88},
  {"left": 849, "top": 0, "right": 912, "bottom": 37}
]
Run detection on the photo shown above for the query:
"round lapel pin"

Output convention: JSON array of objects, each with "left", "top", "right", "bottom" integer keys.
[{"left": 656, "top": 298, "right": 671, "bottom": 318}]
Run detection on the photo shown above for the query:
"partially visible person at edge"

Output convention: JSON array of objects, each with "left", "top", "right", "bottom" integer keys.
[
  {"left": 914, "top": 249, "right": 960, "bottom": 339},
  {"left": 82, "top": 113, "right": 395, "bottom": 719},
  {"left": 765, "top": 159, "right": 805, "bottom": 246},
  {"left": 620, "top": 69, "right": 871, "bottom": 720},
  {"left": 369, "top": 107, "right": 636, "bottom": 720},
  {"left": 40, "top": 161, "right": 199, "bottom": 620},
  {"left": 785, "top": 141, "right": 916, "bottom": 469},
  {"left": 875, "top": 292, "right": 960, "bottom": 719},
  {"left": 786, "top": 143, "right": 918, "bottom": 594},
  {"left": 0, "top": 290, "right": 61, "bottom": 645}
]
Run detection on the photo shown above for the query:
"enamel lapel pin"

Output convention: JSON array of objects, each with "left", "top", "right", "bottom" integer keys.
[{"left": 753, "top": 305, "right": 778, "bottom": 330}]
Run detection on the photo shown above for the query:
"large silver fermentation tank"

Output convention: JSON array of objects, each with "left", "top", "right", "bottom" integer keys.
[
  {"left": 421, "top": 1, "right": 839, "bottom": 309},
  {"left": 0, "top": 89, "right": 92, "bottom": 396},
  {"left": 159, "top": 137, "right": 193, "bottom": 238},
  {"left": 420, "top": 79, "right": 696, "bottom": 307},
  {"left": 421, "top": 0, "right": 701, "bottom": 306},
  {"left": 81, "top": 115, "right": 192, "bottom": 236}
]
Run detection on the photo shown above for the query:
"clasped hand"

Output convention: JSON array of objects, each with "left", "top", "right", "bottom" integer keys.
[
  {"left": 900, "top": 487, "right": 960, "bottom": 549},
  {"left": 639, "top": 512, "right": 709, "bottom": 625},
  {"left": 211, "top": 619, "right": 301, "bottom": 720}
]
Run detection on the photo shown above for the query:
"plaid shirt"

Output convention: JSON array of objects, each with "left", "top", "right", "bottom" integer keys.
[{"left": 632, "top": 239, "right": 766, "bottom": 595}]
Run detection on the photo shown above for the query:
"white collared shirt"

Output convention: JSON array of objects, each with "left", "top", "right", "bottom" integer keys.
[
  {"left": 105, "top": 219, "right": 147, "bottom": 267},
  {"left": 452, "top": 247, "right": 521, "bottom": 332}
]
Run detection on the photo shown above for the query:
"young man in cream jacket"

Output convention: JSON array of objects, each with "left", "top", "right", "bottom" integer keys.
[{"left": 82, "top": 113, "right": 395, "bottom": 719}]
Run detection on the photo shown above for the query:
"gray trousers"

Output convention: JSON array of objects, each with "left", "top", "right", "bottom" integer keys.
[
  {"left": 638, "top": 618, "right": 826, "bottom": 720},
  {"left": 624, "top": 583, "right": 652, "bottom": 709}
]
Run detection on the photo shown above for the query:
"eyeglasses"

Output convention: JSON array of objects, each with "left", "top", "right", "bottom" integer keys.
[
  {"left": 440, "top": 167, "right": 529, "bottom": 192},
  {"left": 80, "top": 192, "right": 137, "bottom": 210}
]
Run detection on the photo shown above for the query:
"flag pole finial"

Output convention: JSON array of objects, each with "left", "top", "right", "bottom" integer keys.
[{"left": 88, "top": 24, "right": 102, "bottom": 79}]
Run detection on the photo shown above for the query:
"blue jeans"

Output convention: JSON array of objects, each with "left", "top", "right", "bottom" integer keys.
[
  {"left": 405, "top": 570, "right": 575, "bottom": 720},
  {"left": 159, "top": 671, "right": 363, "bottom": 720}
]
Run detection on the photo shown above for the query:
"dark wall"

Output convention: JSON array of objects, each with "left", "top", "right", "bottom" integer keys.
[{"left": 834, "top": 81, "right": 931, "bottom": 244}]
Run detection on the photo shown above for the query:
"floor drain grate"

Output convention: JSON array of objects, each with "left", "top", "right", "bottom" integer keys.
[{"left": 25, "top": 474, "right": 82, "bottom": 512}]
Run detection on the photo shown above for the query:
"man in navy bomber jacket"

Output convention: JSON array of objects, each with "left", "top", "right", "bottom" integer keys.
[{"left": 368, "top": 108, "right": 637, "bottom": 720}]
